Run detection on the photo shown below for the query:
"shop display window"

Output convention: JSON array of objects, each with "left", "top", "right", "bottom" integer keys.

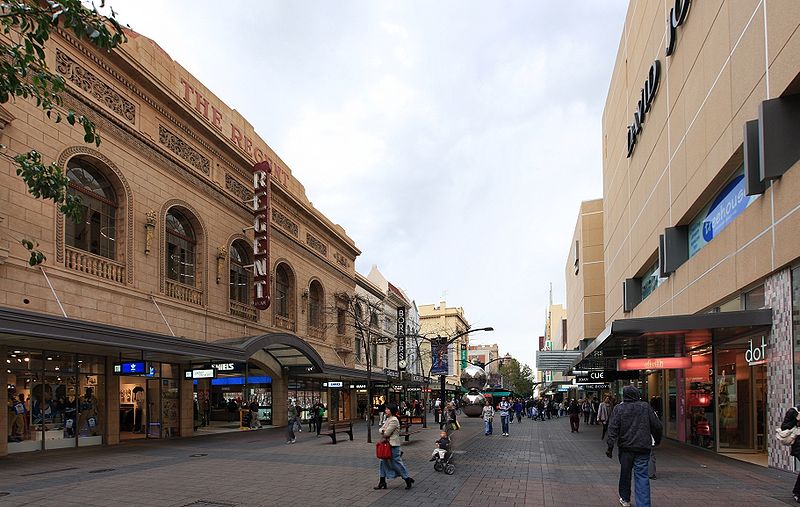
[
  {"left": 7, "top": 350, "right": 104, "bottom": 452},
  {"left": 684, "top": 350, "right": 714, "bottom": 449},
  {"left": 77, "top": 355, "right": 104, "bottom": 447}
]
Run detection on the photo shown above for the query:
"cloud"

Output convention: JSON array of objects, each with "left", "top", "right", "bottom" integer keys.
[{"left": 109, "top": 0, "right": 629, "bottom": 367}]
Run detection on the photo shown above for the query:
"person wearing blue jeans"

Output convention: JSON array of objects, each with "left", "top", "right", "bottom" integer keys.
[
  {"left": 481, "top": 404, "right": 494, "bottom": 435},
  {"left": 606, "top": 386, "right": 662, "bottom": 507},
  {"left": 617, "top": 450, "right": 650, "bottom": 507},
  {"left": 498, "top": 397, "right": 511, "bottom": 436}
]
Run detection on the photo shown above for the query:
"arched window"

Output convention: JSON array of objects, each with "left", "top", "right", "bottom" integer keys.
[
  {"left": 308, "top": 280, "right": 323, "bottom": 329},
  {"left": 275, "top": 264, "right": 291, "bottom": 318},
  {"left": 165, "top": 209, "right": 196, "bottom": 285},
  {"left": 229, "top": 240, "right": 251, "bottom": 304},
  {"left": 65, "top": 157, "right": 117, "bottom": 259}
]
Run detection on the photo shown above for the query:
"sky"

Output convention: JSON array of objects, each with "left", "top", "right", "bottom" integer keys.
[{"left": 107, "top": 1, "right": 629, "bottom": 368}]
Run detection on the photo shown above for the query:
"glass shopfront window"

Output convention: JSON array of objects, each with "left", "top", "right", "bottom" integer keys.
[
  {"left": 288, "top": 378, "right": 326, "bottom": 423},
  {"left": 715, "top": 335, "right": 767, "bottom": 452},
  {"left": 684, "top": 349, "right": 714, "bottom": 449},
  {"left": 7, "top": 350, "right": 105, "bottom": 453}
]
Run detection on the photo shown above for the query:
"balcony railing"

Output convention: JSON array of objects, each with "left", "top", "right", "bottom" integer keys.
[
  {"left": 274, "top": 314, "right": 296, "bottom": 332},
  {"left": 308, "top": 325, "right": 325, "bottom": 340},
  {"left": 64, "top": 246, "right": 125, "bottom": 283},
  {"left": 230, "top": 300, "right": 258, "bottom": 321},
  {"left": 164, "top": 278, "right": 203, "bottom": 305}
]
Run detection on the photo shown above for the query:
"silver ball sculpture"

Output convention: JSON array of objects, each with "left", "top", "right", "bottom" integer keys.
[{"left": 460, "top": 364, "right": 488, "bottom": 417}]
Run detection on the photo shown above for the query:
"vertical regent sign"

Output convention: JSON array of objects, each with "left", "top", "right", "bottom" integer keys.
[
  {"left": 396, "top": 306, "right": 406, "bottom": 369},
  {"left": 626, "top": 0, "right": 691, "bottom": 158},
  {"left": 253, "top": 161, "right": 271, "bottom": 310}
]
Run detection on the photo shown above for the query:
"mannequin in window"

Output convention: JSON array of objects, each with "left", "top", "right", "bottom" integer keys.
[{"left": 78, "top": 387, "right": 101, "bottom": 436}]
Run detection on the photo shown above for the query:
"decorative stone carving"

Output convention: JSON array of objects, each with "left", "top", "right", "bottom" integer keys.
[
  {"left": 334, "top": 252, "right": 350, "bottom": 268},
  {"left": 306, "top": 233, "right": 327, "bottom": 256},
  {"left": 225, "top": 173, "right": 253, "bottom": 202},
  {"left": 144, "top": 209, "right": 157, "bottom": 255},
  {"left": 272, "top": 208, "right": 299, "bottom": 238},
  {"left": 56, "top": 49, "right": 135, "bottom": 124},
  {"left": 158, "top": 125, "right": 210, "bottom": 174},
  {"left": 216, "top": 246, "right": 227, "bottom": 284},
  {"left": 0, "top": 215, "right": 8, "bottom": 265}
]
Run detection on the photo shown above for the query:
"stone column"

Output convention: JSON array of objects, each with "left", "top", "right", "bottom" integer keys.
[
  {"left": 0, "top": 344, "right": 7, "bottom": 456},
  {"left": 765, "top": 269, "right": 793, "bottom": 471},
  {"left": 104, "top": 356, "right": 120, "bottom": 446},
  {"left": 180, "top": 367, "right": 194, "bottom": 437},
  {"left": 272, "top": 371, "right": 288, "bottom": 426}
]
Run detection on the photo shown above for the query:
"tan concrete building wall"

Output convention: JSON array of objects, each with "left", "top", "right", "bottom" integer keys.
[
  {"left": 603, "top": 1, "right": 800, "bottom": 322},
  {"left": 564, "top": 199, "right": 605, "bottom": 350},
  {"left": 0, "top": 30, "right": 360, "bottom": 365}
]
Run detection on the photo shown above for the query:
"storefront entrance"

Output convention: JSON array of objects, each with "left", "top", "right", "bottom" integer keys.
[{"left": 715, "top": 335, "right": 767, "bottom": 455}]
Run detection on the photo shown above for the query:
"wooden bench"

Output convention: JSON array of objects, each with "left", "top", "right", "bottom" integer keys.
[
  {"left": 320, "top": 420, "right": 353, "bottom": 444},
  {"left": 398, "top": 416, "right": 424, "bottom": 441}
]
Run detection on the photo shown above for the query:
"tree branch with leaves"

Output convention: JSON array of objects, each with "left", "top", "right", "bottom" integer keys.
[{"left": 0, "top": 0, "right": 126, "bottom": 265}]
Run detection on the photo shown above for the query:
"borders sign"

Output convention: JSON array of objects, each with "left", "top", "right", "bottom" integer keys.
[{"left": 396, "top": 306, "right": 406, "bottom": 370}]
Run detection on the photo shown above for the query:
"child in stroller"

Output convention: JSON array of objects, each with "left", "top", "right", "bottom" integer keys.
[{"left": 430, "top": 430, "right": 455, "bottom": 475}]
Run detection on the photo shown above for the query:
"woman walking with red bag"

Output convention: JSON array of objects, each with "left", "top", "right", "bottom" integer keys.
[{"left": 374, "top": 404, "right": 414, "bottom": 490}]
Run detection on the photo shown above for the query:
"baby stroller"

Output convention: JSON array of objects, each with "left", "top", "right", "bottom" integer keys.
[{"left": 433, "top": 440, "right": 455, "bottom": 475}]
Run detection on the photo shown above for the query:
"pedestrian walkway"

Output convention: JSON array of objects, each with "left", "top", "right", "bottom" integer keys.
[{"left": 0, "top": 415, "right": 795, "bottom": 506}]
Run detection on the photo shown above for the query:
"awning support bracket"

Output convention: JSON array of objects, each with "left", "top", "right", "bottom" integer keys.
[
  {"left": 150, "top": 295, "right": 175, "bottom": 337},
  {"left": 40, "top": 266, "right": 67, "bottom": 318}
]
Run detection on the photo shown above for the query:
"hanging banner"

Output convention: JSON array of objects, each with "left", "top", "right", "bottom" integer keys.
[{"left": 431, "top": 338, "right": 449, "bottom": 375}]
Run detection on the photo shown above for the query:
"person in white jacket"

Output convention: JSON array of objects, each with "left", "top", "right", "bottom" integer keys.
[{"left": 482, "top": 403, "right": 495, "bottom": 436}]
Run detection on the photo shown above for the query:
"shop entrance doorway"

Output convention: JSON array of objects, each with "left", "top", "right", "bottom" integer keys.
[
  {"left": 715, "top": 335, "right": 768, "bottom": 458},
  {"left": 118, "top": 376, "right": 146, "bottom": 440}
]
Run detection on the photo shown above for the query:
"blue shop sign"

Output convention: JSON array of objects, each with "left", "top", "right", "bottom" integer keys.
[
  {"left": 113, "top": 361, "right": 147, "bottom": 375},
  {"left": 689, "top": 171, "right": 757, "bottom": 257}
]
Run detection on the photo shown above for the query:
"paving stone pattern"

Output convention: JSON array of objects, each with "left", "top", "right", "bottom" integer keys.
[{"left": 0, "top": 415, "right": 797, "bottom": 506}]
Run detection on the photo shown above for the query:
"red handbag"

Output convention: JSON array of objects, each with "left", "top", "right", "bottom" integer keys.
[{"left": 376, "top": 440, "right": 392, "bottom": 459}]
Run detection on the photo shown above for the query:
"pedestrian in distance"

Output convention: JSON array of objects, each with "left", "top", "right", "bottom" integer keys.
[
  {"left": 582, "top": 397, "right": 592, "bottom": 425},
  {"left": 606, "top": 385, "right": 663, "bottom": 507},
  {"left": 780, "top": 405, "right": 800, "bottom": 502},
  {"left": 568, "top": 399, "right": 581, "bottom": 433},
  {"left": 598, "top": 396, "right": 612, "bottom": 440},
  {"left": 591, "top": 397, "right": 600, "bottom": 425},
  {"left": 514, "top": 399, "right": 524, "bottom": 423},
  {"left": 482, "top": 402, "right": 495, "bottom": 435},
  {"left": 286, "top": 402, "right": 298, "bottom": 444},
  {"left": 498, "top": 397, "right": 511, "bottom": 436},
  {"left": 374, "top": 404, "right": 415, "bottom": 490}
]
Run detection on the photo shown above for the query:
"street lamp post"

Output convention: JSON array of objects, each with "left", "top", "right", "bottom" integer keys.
[{"left": 427, "top": 326, "right": 494, "bottom": 419}]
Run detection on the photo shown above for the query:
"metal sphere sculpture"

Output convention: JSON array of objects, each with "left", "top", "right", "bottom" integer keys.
[{"left": 460, "top": 363, "right": 488, "bottom": 417}]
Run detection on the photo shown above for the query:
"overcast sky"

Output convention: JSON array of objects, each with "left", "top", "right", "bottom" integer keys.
[{"left": 108, "top": 1, "right": 628, "bottom": 368}]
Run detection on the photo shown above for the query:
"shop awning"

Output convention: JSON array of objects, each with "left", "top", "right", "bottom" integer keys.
[
  {"left": 0, "top": 306, "right": 243, "bottom": 361},
  {"left": 572, "top": 309, "right": 772, "bottom": 371},
  {"left": 221, "top": 332, "right": 325, "bottom": 373}
]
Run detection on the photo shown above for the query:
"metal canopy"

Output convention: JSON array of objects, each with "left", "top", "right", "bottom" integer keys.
[
  {"left": 572, "top": 309, "right": 773, "bottom": 371},
  {"left": 0, "top": 306, "right": 243, "bottom": 361}
]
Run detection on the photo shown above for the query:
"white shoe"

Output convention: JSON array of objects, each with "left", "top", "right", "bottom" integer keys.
[{"left": 619, "top": 499, "right": 631, "bottom": 507}]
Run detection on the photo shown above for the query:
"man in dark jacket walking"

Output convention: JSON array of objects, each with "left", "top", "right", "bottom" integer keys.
[{"left": 606, "top": 385, "right": 662, "bottom": 507}]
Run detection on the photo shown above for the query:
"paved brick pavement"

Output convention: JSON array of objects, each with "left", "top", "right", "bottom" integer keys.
[{"left": 0, "top": 414, "right": 797, "bottom": 506}]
